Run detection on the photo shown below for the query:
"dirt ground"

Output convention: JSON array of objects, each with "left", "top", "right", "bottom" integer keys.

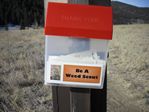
[{"left": 0, "top": 24, "right": 149, "bottom": 112}]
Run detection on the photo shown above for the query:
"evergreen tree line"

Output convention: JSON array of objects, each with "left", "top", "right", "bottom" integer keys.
[{"left": 0, "top": 0, "right": 44, "bottom": 29}]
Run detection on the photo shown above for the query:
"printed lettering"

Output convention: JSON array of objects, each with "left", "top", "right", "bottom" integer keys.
[{"left": 84, "top": 69, "right": 89, "bottom": 73}]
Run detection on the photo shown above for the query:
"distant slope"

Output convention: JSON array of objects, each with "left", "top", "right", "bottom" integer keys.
[{"left": 112, "top": 1, "right": 149, "bottom": 24}]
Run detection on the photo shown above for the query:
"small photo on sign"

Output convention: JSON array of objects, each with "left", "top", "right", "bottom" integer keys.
[{"left": 50, "top": 65, "right": 61, "bottom": 80}]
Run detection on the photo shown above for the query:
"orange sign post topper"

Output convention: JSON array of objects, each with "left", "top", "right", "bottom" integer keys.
[{"left": 63, "top": 65, "right": 101, "bottom": 83}]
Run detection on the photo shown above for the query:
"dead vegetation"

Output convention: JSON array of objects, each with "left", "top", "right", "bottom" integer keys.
[
  {"left": 0, "top": 24, "right": 149, "bottom": 112},
  {"left": 0, "top": 29, "right": 52, "bottom": 112},
  {"left": 108, "top": 24, "right": 149, "bottom": 112}
]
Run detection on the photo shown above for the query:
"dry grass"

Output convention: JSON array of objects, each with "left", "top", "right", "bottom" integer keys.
[
  {"left": 0, "top": 29, "right": 52, "bottom": 112},
  {"left": 108, "top": 24, "right": 149, "bottom": 112},
  {"left": 0, "top": 24, "right": 149, "bottom": 112}
]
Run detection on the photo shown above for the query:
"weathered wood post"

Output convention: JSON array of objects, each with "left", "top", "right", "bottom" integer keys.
[
  {"left": 44, "top": 0, "right": 112, "bottom": 112},
  {"left": 67, "top": 0, "right": 91, "bottom": 111}
]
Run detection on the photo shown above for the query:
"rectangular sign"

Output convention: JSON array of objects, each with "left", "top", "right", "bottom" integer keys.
[
  {"left": 45, "top": 56, "right": 106, "bottom": 89},
  {"left": 63, "top": 65, "right": 101, "bottom": 83}
]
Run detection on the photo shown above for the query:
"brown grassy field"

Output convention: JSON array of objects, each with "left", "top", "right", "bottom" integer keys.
[
  {"left": 0, "top": 29, "right": 53, "bottom": 112},
  {"left": 108, "top": 24, "right": 149, "bottom": 112},
  {"left": 0, "top": 24, "right": 149, "bottom": 112}
]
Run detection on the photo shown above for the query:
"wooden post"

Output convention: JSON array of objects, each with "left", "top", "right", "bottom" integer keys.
[
  {"left": 89, "top": 0, "right": 111, "bottom": 6},
  {"left": 44, "top": 0, "right": 111, "bottom": 112},
  {"left": 44, "top": 1, "right": 70, "bottom": 112},
  {"left": 89, "top": 1, "right": 110, "bottom": 112},
  {"left": 44, "top": 0, "right": 68, "bottom": 18},
  {"left": 68, "top": 0, "right": 89, "bottom": 4},
  {"left": 91, "top": 68, "right": 107, "bottom": 112},
  {"left": 70, "top": 88, "right": 90, "bottom": 112},
  {"left": 67, "top": 1, "right": 90, "bottom": 111}
]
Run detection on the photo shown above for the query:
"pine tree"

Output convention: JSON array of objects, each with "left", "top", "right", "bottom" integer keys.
[{"left": 0, "top": 0, "right": 44, "bottom": 29}]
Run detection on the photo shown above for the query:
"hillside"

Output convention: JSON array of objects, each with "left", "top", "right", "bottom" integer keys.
[{"left": 112, "top": 1, "right": 149, "bottom": 24}]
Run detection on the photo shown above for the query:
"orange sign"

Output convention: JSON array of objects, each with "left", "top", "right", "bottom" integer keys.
[{"left": 63, "top": 65, "right": 101, "bottom": 83}]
